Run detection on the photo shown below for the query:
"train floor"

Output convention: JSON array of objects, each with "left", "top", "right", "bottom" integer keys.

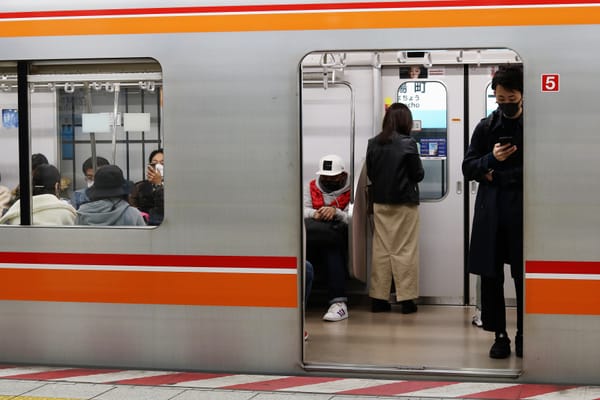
[{"left": 304, "top": 303, "right": 521, "bottom": 370}]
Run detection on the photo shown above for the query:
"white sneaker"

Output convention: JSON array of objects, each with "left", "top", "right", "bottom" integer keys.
[
  {"left": 472, "top": 309, "right": 483, "bottom": 328},
  {"left": 323, "top": 302, "right": 348, "bottom": 322}
]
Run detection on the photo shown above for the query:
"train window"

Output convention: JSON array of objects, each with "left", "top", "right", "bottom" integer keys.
[
  {"left": 397, "top": 81, "right": 448, "bottom": 200},
  {"left": 0, "top": 63, "right": 19, "bottom": 219},
  {"left": 0, "top": 59, "right": 163, "bottom": 226},
  {"left": 486, "top": 83, "right": 496, "bottom": 116}
]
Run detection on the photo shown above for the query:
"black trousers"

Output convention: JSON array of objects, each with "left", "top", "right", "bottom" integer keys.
[
  {"left": 481, "top": 267, "right": 523, "bottom": 335},
  {"left": 481, "top": 195, "right": 523, "bottom": 336}
]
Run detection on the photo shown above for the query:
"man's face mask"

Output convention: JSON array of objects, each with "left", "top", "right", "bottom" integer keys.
[
  {"left": 320, "top": 175, "right": 345, "bottom": 192},
  {"left": 498, "top": 101, "right": 521, "bottom": 118}
]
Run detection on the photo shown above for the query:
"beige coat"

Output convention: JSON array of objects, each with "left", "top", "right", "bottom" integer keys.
[{"left": 0, "top": 194, "right": 76, "bottom": 225}]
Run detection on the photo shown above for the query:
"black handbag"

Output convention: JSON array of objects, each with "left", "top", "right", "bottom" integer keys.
[{"left": 305, "top": 218, "right": 348, "bottom": 247}]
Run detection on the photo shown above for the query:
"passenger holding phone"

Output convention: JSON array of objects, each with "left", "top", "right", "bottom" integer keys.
[
  {"left": 462, "top": 65, "right": 523, "bottom": 360},
  {"left": 146, "top": 154, "right": 164, "bottom": 186},
  {"left": 129, "top": 148, "right": 164, "bottom": 225}
]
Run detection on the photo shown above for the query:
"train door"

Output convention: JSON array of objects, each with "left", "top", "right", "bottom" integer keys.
[
  {"left": 381, "top": 65, "right": 465, "bottom": 305},
  {"left": 301, "top": 49, "right": 521, "bottom": 376}
]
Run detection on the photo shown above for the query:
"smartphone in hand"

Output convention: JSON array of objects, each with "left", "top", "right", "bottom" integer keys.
[{"left": 498, "top": 136, "right": 513, "bottom": 145}]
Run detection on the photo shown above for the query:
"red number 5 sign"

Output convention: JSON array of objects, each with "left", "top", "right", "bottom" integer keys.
[{"left": 541, "top": 74, "right": 560, "bottom": 92}]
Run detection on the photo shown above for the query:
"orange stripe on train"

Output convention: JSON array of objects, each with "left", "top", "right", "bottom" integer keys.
[
  {"left": 1, "top": 7, "right": 600, "bottom": 37},
  {"left": 0, "top": 268, "right": 298, "bottom": 307},
  {"left": 526, "top": 279, "right": 600, "bottom": 315}
]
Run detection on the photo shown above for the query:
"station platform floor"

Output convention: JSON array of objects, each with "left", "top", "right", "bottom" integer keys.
[{"left": 0, "top": 365, "right": 599, "bottom": 400}]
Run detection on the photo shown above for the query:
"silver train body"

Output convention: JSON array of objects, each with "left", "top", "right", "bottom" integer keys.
[{"left": 0, "top": 0, "right": 599, "bottom": 385}]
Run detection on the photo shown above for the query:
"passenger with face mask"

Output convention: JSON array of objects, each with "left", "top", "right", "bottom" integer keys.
[
  {"left": 303, "top": 154, "right": 351, "bottom": 322},
  {"left": 462, "top": 64, "right": 524, "bottom": 359},
  {"left": 70, "top": 156, "right": 109, "bottom": 210},
  {"left": 129, "top": 148, "right": 164, "bottom": 226}
]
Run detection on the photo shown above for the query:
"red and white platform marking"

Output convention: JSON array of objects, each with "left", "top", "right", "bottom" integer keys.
[{"left": 0, "top": 365, "right": 599, "bottom": 399}]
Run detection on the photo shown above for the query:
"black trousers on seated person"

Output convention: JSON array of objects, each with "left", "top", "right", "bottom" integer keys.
[{"left": 306, "top": 244, "right": 347, "bottom": 304}]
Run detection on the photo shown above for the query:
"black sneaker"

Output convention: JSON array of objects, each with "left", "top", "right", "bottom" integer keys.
[
  {"left": 489, "top": 332, "right": 511, "bottom": 359},
  {"left": 400, "top": 300, "right": 418, "bottom": 314},
  {"left": 515, "top": 334, "right": 523, "bottom": 358},
  {"left": 371, "top": 298, "right": 391, "bottom": 313}
]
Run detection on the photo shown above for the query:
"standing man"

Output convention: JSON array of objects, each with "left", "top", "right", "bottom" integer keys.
[{"left": 462, "top": 65, "right": 523, "bottom": 359}]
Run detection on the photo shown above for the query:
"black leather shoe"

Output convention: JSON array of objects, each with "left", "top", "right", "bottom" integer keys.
[
  {"left": 371, "top": 298, "right": 391, "bottom": 313},
  {"left": 515, "top": 334, "right": 523, "bottom": 358},
  {"left": 489, "top": 332, "right": 511, "bottom": 359},
  {"left": 400, "top": 300, "right": 418, "bottom": 314}
]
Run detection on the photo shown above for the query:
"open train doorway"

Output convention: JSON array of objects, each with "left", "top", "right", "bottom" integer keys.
[{"left": 300, "top": 49, "right": 522, "bottom": 377}]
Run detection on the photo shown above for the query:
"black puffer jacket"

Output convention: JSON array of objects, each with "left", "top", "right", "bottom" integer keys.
[{"left": 366, "top": 132, "right": 424, "bottom": 205}]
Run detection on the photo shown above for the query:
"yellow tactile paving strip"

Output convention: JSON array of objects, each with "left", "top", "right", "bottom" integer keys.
[{"left": 0, "top": 397, "right": 80, "bottom": 400}]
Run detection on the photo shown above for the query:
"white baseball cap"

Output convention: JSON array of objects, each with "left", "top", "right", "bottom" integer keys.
[{"left": 316, "top": 154, "right": 345, "bottom": 176}]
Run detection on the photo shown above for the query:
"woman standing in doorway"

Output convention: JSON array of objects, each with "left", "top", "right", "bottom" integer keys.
[{"left": 366, "top": 102, "right": 424, "bottom": 313}]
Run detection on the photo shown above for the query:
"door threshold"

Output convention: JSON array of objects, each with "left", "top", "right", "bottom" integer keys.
[{"left": 303, "top": 362, "right": 521, "bottom": 380}]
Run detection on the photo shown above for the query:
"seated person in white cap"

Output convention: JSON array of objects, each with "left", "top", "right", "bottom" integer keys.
[
  {"left": 76, "top": 165, "right": 145, "bottom": 226},
  {"left": 303, "top": 154, "right": 351, "bottom": 322},
  {"left": 0, "top": 164, "right": 76, "bottom": 225}
]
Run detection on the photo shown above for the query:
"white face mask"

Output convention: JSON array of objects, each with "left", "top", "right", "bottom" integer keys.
[{"left": 155, "top": 163, "right": 164, "bottom": 177}]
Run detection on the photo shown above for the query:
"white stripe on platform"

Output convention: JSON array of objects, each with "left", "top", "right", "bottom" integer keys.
[
  {"left": 58, "top": 370, "right": 176, "bottom": 383},
  {"left": 0, "top": 366, "right": 71, "bottom": 377},
  {"left": 173, "top": 374, "right": 289, "bottom": 388},
  {"left": 402, "top": 382, "right": 516, "bottom": 397},
  {"left": 281, "top": 378, "right": 400, "bottom": 393},
  {"left": 528, "top": 386, "right": 600, "bottom": 400}
]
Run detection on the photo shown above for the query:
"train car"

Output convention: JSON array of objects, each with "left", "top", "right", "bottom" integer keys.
[{"left": 0, "top": 0, "right": 599, "bottom": 385}]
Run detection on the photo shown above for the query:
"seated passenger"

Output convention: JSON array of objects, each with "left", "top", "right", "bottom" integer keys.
[
  {"left": 0, "top": 171, "right": 11, "bottom": 215},
  {"left": 70, "top": 156, "right": 109, "bottom": 210},
  {"left": 129, "top": 148, "right": 164, "bottom": 225},
  {"left": 303, "top": 154, "right": 350, "bottom": 322},
  {"left": 0, "top": 164, "right": 76, "bottom": 225},
  {"left": 9, "top": 153, "right": 49, "bottom": 206},
  {"left": 77, "top": 165, "right": 145, "bottom": 226}
]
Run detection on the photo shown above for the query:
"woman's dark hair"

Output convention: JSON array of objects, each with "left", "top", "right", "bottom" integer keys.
[
  {"left": 148, "top": 148, "right": 164, "bottom": 164},
  {"left": 377, "top": 102, "right": 413, "bottom": 144},
  {"left": 31, "top": 153, "right": 49, "bottom": 172},
  {"left": 32, "top": 164, "right": 60, "bottom": 196},
  {"left": 492, "top": 64, "right": 523, "bottom": 94}
]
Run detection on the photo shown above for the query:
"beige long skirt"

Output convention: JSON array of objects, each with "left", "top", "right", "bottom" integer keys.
[{"left": 369, "top": 203, "right": 420, "bottom": 302}]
